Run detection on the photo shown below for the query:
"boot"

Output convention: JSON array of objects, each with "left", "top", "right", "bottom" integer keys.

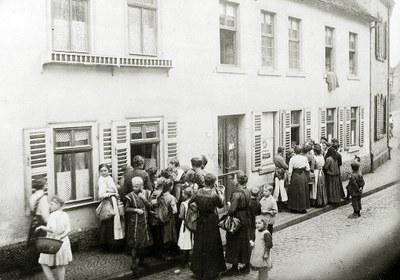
[
  {"left": 239, "top": 264, "right": 251, "bottom": 274},
  {"left": 222, "top": 265, "right": 239, "bottom": 276}
]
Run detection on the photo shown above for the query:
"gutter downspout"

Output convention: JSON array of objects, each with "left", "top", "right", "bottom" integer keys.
[
  {"left": 387, "top": 6, "right": 392, "bottom": 160},
  {"left": 369, "top": 21, "right": 374, "bottom": 172}
]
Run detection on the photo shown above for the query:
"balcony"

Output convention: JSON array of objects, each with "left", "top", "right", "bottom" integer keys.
[{"left": 42, "top": 52, "right": 172, "bottom": 70}]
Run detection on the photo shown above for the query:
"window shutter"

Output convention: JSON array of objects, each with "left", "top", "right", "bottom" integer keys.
[
  {"left": 345, "top": 107, "right": 351, "bottom": 147},
  {"left": 359, "top": 106, "right": 365, "bottom": 147},
  {"left": 165, "top": 119, "right": 178, "bottom": 165},
  {"left": 252, "top": 112, "right": 262, "bottom": 171},
  {"left": 319, "top": 108, "right": 327, "bottom": 139},
  {"left": 111, "top": 121, "right": 130, "bottom": 185},
  {"left": 375, "top": 21, "right": 379, "bottom": 60},
  {"left": 281, "top": 110, "right": 291, "bottom": 155},
  {"left": 377, "top": 95, "right": 382, "bottom": 138},
  {"left": 23, "top": 128, "right": 51, "bottom": 215},
  {"left": 383, "top": 22, "right": 388, "bottom": 60},
  {"left": 99, "top": 123, "right": 112, "bottom": 173},
  {"left": 338, "top": 107, "right": 345, "bottom": 147},
  {"left": 304, "top": 109, "right": 312, "bottom": 143}
]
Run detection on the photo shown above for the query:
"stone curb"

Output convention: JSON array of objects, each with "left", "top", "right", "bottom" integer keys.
[{"left": 103, "top": 179, "right": 400, "bottom": 280}]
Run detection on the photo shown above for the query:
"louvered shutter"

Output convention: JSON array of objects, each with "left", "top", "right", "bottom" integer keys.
[
  {"left": 165, "top": 119, "right": 178, "bottom": 165},
  {"left": 23, "top": 128, "right": 51, "bottom": 214},
  {"left": 375, "top": 21, "right": 380, "bottom": 60},
  {"left": 281, "top": 111, "right": 291, "bottom": 155},
  {"left": 345, "top": 107, "right": 351, "bottom": 147},
  {"left": 111, "top": 121, "right": 130, "bottom": 184},
  {"left": 319, "top": 108, "right": 327, "bottom": 139},
  {"left": 338, "top": 107, "right": 345, "bottom": 147},
  {"left": 384, "top": 22, "right": 388, "bottom": 60},
  {"left": 359, "top": 106, "right": 365, "bottom": 147},
  {"left": 304, "top": 109, "right": 312, "bottom": 143},
  {"left": 252, "top": 112, "right": 262, "bottom": 171},
  {"left": 99, "top": 123, "right": 112, "bottom": 173}
]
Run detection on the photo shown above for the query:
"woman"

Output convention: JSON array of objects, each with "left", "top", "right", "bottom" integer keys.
[
  {"left": 190, "top": 173, "right": 226, "bottom": 280},
  {"left": 223, "top": 172, "right": 252, "bottom": 276},
  {"left": 324, "top": 148, "right": 343, "bottom": 204},
  {"left": 98, "top": 164, "right": 124, "bottom": 250},
  {"left": 287, "top": 145, "right": 311, "bottom": 213},
  {"left": 273, "top": 147, "right": 288, "bottom": 205},
  {"left": 313, "top": 144, "right": 328, "bottom": 207},
  {"left": 125, "top": 177, "right": 153, "bottom": 273}
]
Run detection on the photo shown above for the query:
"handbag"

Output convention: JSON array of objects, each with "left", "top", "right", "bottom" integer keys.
[
  {"left": 96, "top": 198, "right": 115, "bottom": 221},
  {"left": 218, "top": 214, "right": 241, "bottom": 234}
]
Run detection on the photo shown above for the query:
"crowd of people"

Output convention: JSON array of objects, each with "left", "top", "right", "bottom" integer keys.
[{"left": 27, "top": 138, "right": 365, "bottom": 280}]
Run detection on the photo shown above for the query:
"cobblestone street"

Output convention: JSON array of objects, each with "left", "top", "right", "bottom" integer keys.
[{"left": 140, "top": 184, "right": 400, "bottom": 280}]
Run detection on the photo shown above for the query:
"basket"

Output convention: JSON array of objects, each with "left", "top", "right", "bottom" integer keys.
[{"left": 35, "top": 237, "right": 63, "bottom": 254}]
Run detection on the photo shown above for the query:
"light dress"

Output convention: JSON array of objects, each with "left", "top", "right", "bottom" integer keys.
[
  {"left": 177, "top": 200, "right": 193, "bottom": 250},
  {"left": 38, "top": 210, "right": 73, "bottom": 266},
  {"left": 250, "top": 229, "right": 272, "bottom": 270}
]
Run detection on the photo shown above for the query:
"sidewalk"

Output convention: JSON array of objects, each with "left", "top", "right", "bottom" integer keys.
[{"left": 1, "top": 138, "right": 399, "bottom": 280}]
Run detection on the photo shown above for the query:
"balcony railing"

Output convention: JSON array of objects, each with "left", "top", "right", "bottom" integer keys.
[{"left": 43, "top": 52, "right": 172, "bottom": 69}]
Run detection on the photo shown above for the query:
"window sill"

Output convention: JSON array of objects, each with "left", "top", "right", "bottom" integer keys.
[
  {"left": 286, "top": 72, "right": 306, "bottom": 78},
  {"left": 258, "top": 68, "right": 281, "bottom": 77},
  {"left": 347, "top": 75, "right": 360, "bottom": 81},
  {"left": 343, "top": 146, "right": 361, "bottom": 153},
  {"left": 42, "top": 52, "right": 172, "bottom": 69},
  {"left": 216, "top": 65, "right": 247, "bottom": 75},
  {"left": 64, "top": 199, "right": 98, "bottom": 211},
  {"left": 258, "top": 164, "right": 275, "bottom": 175}
]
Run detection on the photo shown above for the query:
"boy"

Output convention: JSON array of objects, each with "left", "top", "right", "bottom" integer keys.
[
  {"left": 346, "top": 162, "right": 365, "bottom": 219},
  {"left": 259, "top": 184, "right": 278, "bottom": 235}
]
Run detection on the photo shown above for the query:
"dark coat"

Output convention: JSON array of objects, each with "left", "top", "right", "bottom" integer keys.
[{"left": 346, "top": 174, "right": 365, "bottom": 197}]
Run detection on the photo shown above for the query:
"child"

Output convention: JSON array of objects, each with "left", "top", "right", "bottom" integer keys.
[
  {"left": 36, "top": 196, "right": 72, "bottom": 280},
  {"left": 249, "top": 186, "right": 261, "bottom": 241},
  {"left": 259, "top": 184, "right": 278, "bottom": 235},
  {"left": 125, "top": 177, "right": 153, "bottom": 273},
  {"left": 346, "top": 162, "right": 365, "bottom": 219},
  {"left": 250, "top": 216, "right": 273, "bottom": 280},
  {"left": 177, "top": 187, "right": 194, "bottom": 267}
]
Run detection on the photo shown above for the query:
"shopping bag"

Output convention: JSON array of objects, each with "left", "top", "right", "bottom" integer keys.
[
  {"left": 96, "top": 198, "right": 115, "bottom": 221},
  {"left": 218, "top": 214, "right": 241, "bottom": 234}
]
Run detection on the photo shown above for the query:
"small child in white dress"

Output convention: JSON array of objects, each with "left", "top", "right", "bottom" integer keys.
[
  {"left": 36, "top": 196, "right": 72, "bottom": 280},
  {"left": 177, "top": 187, "right": 194, "bottom": 267},
  {"left": 250, "top": 216, "right": 273, "bottom": 280}
]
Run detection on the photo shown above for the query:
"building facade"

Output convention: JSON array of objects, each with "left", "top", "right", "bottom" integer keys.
[{"left": 0, "top": 0, "right": 387, "bottom": 268}]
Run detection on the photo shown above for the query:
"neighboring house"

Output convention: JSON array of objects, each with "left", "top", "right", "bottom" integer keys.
[
  {"left": 359, "top": 0, "right": 394, "bottom": 168},
  {"left": 0, "top": 0, "right": 390, "bottom": 270}
]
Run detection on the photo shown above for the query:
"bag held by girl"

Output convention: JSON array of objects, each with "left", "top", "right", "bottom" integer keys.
[
  {"left": 218, "top": 214, "right": 241, "bottom": 234},
  {"left": 96, "top": 198, "right": 115, "bottom": 221},
  {"left": 184, "top": 202, "right": 199, "bottom": 232}
]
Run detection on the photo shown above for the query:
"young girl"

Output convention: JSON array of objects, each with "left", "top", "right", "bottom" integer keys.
[
  {"left": 36, "top": 196, "right": 72, "bottom": 280},
  {"left": 177, "top": 187, "right": 194, "bottom": 267},
  {"left": 250, "top": 216, "right": 273, "bottom": 280}
]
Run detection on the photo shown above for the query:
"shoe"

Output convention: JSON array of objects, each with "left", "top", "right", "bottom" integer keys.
[
  {"left": 239, "top": 265, "right": 250, "bottom": 274},
  {"left": 348, "top": 213, "right": 358, "bottom": 219},
  {"left": 221, "top": 267, "right": 240, "bottom": 277}
]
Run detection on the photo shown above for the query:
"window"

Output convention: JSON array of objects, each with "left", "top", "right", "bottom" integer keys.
[
  {"left": 375, "top": 20, "right": 387, "bottom": 61},
  {"left": 128, "top": 0, "right": 157, "bottom": 55},
  {"left": 54, "top": 128, "right": 93, "bottom": 202},
  {"left": 326, "top": 108, "right": 336, "bottom": 142},
  {"left": 291, "top": 110, "right": 301, "bottom": 146},
  {"left": 325, "top": 27, "right": 335, "bottom": 72},
  {"left": 288, "top": 17, "right": 301, "bottom": 71},
  {"left": 130, "top": 122, "right": 160, "bottom": 169},
  {"left": 52, "top": 0, "right": 89, "bottom": 52},
  {"left": 375, "top": 94, "right": 387, "bottom": 140},
  {"left": 350, "top": 107, "right": 358, "bottom": 146},
  {"left": 220, "top": 1, "right": 238, "bottom": 65},
  {"left": 349, "top": 33, "right": 358, "bottom": 75},
  {"left": 261, "top": 12, "right": 275, "bottom": 68}
]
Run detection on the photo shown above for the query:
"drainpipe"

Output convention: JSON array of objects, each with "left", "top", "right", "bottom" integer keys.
[
  {"left": 369, "top": 21, "right": 374, "bottom": 172},
  {"left": 387, "top": 5, "right": 392, "bottom": 160}
]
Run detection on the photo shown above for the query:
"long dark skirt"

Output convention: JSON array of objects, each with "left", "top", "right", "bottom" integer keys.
[
  {"left": 191, "top": 213, "right": 226, "bottom": 280},
  {"left": 325, "top": 174, "right": 343, "bottom": 204},
  {"left": 315, "top": 170, "right": 328, "bottom": 207},
  {"left": 288, "top": 170, "right": 310, "bottom": 212},
  {"left": 100, "top": 219, "right": 117, "bottom": 246},
  {"left": 225, "top": 211, "right": 251, "bottom": 264}
]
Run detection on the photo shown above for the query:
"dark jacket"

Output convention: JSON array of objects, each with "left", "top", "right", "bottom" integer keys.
[{"left": 346, "top": 174, "right": 365, "bottom": 197}]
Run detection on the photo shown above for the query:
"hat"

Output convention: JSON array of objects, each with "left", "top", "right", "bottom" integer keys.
[{"left": 351, "top": 161, "right": 360, "bottom": 171}]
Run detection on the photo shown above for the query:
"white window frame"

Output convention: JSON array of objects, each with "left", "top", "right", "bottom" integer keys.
[
  {"left": 51, "top": 0, "right": 90, "bottom": 53},
  {"left": 127, "top": 0, "right": 158, "bottom": 56},
  {"left": 325, "top": 26, "right": 335, "bottom": 72},
  {"left": 50, "top": 121, "right": 98, "bottom": 205},
  {"left": 290, "top": 110, "right": 303, "bottom": 146},
  {"left": 326, "top": 108, "right": 336, "bottom": 142},
  {"left": 261, "top": 11, "right": 275, "bottom": 70},
  {"left": 219, "top": 0, "right": 240, "bottom": 66},
  {"left": 349, "top": 107, "right": 358, "bottom": 146},
  {"left": 288, "top": 17, "right": 302, "bottom": 72},
  {"left": 349, "top": 32, "right": 358, "bottom": 76}
]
